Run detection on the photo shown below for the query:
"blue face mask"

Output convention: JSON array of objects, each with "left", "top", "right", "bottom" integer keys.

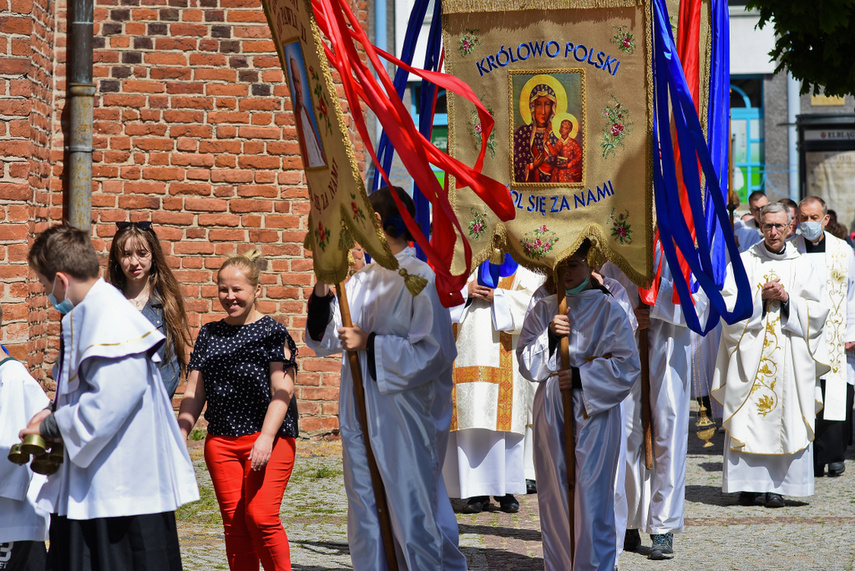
[
  {"left": 799, "top": 221, "right": 823, "bottom": 241},
  {"left": 48, "top": 276, "right": 74, "bottom": 315},
  {"left": 565, "top": 277, "right": 590, "bottom": 296}
]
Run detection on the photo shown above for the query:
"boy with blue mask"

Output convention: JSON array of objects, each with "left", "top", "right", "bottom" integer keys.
[
  {"left": 793, "top": 196, "right": 855, "bottom": 479},
  {"left": 19, "top": 224, "right": 198, "bottom": 571},
  {"left": 517, "top": 239, "right": 641, "bottom": 571}
]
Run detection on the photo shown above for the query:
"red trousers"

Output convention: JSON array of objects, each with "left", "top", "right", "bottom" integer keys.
[{"left": 205, "top": 433, "right": 296, "bottom": 571}]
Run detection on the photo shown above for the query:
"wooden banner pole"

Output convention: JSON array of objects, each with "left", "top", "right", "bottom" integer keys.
[
  {"left": 556, "top": 266, "right": 576, "bottom": 568},
  {"left": 336, "top": 282, "right": 398, "bottom": 571},
  {"left": 638, "top": 302, "right": 654, "bottom": 470}
]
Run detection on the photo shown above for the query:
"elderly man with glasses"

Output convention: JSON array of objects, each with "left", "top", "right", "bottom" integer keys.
[{"left": 712, "top": 202, "right": 830, "bottom": 509}]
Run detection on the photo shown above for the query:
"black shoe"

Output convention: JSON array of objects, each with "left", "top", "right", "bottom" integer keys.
[
  {"left": 526, "top": 479, "right": 537, "bottom": 494},
  {"left": 624, "top": 529, "right": 641, "bottom": 552},
  {"left": 815, "top": 464, "right": 825, "bottom": 478},
  {"left": 738, "top": 491, "right": 759, "bottom": 506},
  {"left": 765, "top": 493, "right": 785, "bottom": 508},
  {"left": 461, "top": 496, "right": 489, "bottom": 514},
  {"left": 495, "top": 494, "right": 519, "bottom": 513},
  {"left": 648, "top": 532, "right": 674, "bottom": 560},
  {"left": 828, "top": 462, "right": 845, "bottom": 477}
]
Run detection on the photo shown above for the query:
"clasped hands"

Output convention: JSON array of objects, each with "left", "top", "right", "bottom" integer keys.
[{"left": 760, "top": 278, "right": 788, "bottom": 303}]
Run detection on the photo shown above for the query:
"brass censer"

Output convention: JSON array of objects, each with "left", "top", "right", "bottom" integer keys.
[{"left": 7, "top": 434, "right": 63, "bottom": 475}]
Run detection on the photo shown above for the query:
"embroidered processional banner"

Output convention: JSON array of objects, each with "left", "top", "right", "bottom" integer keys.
[
  {"left": 261, "top": 0, "right": 397, "bottom": 284},
  {"left": 444, "top": 0, "right": 654, "bottom": 282}
]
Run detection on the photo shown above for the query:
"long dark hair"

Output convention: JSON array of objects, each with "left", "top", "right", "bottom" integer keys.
[{"left": 108, "top": 225, "right": 191, "bottom": 377}]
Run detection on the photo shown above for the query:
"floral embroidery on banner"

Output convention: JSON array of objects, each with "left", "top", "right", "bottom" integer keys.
[
  {"left": 609, "top": 209, "right": 633, "bottom": 244},
  {"left": 466, "top": 108, "right": 497, "bottom": 159},
  {"left": 459, "top": 29, "right": 480, "bottom": 57},
  {"left": 601, "top": 95, "right": 633, "bottom": 159},
  {"left": 468, "top": 208, "right": 489, "bottom": 240},
  {"left": 349, "top": 193, "right": 366, "bottom": 223},
  {"left": 610, "top": 26, "right": 636, "bottom": 55},
  {"left": 309, "top": 66, "right": 332, "bottom": 136},
  {"left": 315, "top": 220, "right": 330, "bottom": 252},
  {"left": 520, "top": 225, "right": 558, "bottom": 259}
]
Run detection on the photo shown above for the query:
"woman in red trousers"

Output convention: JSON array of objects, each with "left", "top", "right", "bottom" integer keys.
[{"left": 179, "top": 249, "right": 299, "bottom": 570}]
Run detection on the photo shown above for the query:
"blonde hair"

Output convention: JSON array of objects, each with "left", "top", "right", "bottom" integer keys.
[{"left": 217, "top": 248, "right": 267, "bottom": 288}]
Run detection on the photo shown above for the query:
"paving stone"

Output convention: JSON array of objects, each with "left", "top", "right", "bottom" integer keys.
[{"left": 178, "top": 414, "right": 855, "bottom": 569}]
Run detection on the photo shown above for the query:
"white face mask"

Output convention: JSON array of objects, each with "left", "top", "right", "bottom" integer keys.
[{"left": 799, "top": 221, "right": 823, "bottom": 241}]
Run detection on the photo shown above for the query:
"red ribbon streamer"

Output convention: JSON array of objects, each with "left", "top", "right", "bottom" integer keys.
[
  {"left": 312, "top": 0, "right": 514, "bottom": 307},
  {"left": 640, "top": 0, "right": 702, "bottom": 306}
]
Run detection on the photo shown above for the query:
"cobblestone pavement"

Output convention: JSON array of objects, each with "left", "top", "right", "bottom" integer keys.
[{"left": 178, "top": 413, "right": 855, "bottom": 570}]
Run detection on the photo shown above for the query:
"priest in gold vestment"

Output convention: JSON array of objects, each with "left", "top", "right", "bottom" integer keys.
[
  {"left": 713, "top": 203, "right": 829, "bottom": 508},
  {"left": 443, "top": 263, "right": 544, "bottom": 513}
]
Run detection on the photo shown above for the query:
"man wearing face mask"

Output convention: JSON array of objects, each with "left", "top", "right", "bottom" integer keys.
[
  {"left": 793, "top": 196, "right": 855, "bottom": 478},
  {"left": 713, "top": 202, "right": 829, "bottom": 509}
]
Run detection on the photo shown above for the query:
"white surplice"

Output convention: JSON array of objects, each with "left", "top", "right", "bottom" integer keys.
[
  {"left": 517, "top": 289, "right": 640, "bottom": 571},
  {"left": 525, "top": 276, "right": 637, "bottom": 563},
  {"left": 792, "top": 232, "right": 855, "bottom": 418},
  {"left": 713, "top": 242, "right": 829, "bottom": 496},
  {"left": 38, "top": 279, "right": 199, "bottom": 519},
  {"left": 0, "top": 358, "right": 50, "bottom": 542},
  {"left": 444, "top": 266, "right": 544, "bottom": 498},
  {"left": 601, "top": 261, "right": 704, "bottom": 535},
  {"left": 305, "top": 247, "right": 466, "bottom": 571}
]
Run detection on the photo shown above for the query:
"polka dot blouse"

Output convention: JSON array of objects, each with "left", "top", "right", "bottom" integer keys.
[{"left": 189, "top": 315, "right": 299, "bottom": 438}]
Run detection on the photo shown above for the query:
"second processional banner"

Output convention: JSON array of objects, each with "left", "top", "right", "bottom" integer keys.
[{"left": 444, "top": 0, "right": 654, "bottom": 282}]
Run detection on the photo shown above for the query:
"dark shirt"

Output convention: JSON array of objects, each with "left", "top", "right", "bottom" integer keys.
[
  {"left": 188, "top": 315, "right": 299, "bottom": 438},
  {"left": 140, "top": 290, "right": 181, "bottom": 399},
  {"left": 804, "top": 236, "right": 827, "bottom": 254},
  {"left": 307, "top": 292, "right": 378, "bottom": 380}
]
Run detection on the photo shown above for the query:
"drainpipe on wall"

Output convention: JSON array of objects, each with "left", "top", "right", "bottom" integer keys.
[
  {"left": 787, "top": 73, "right": 800, "bottom": 200},
  {"left": 67, "top": 0, "right": 95, "bottom": 231}
]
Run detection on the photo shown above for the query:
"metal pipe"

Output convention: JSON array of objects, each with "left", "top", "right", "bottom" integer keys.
[
  {"left": 67, "top": 0, "right": 94, "bottom": 231},
  {"left": 787, "top": 73, "right": 800, "bottom": 200}
]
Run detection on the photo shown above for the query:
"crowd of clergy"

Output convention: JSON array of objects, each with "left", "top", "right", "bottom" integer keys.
[
  {"left": 2, "top": 188, "right": 853, "bottom": 571},
  {"left": 443, "top": 191, "right": 855, "bottom": 570}
]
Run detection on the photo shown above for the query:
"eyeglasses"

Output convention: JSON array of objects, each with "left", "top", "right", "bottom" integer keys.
[
  {"left": 116, "top": 221, "right": 153, "bottom": 232},
  {"left": 761, "top": 223, "right": 788, "bottom": 233}
]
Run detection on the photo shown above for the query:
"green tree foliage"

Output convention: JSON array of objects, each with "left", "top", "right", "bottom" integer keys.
[{"left": 747, "top": 0, "right": 855, "bottom": 97}]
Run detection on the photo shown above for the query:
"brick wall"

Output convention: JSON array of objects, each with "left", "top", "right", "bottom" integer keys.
[
  {"left": 0, "top": 0, "right": 56, "bottom": 377},
  {"left": 1, "top": 0, "right": 369, "bottom": 437}
]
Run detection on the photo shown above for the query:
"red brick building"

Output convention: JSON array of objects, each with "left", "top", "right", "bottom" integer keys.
[{"left": 0, "top": 0, "right": 369, "bottom": 436}]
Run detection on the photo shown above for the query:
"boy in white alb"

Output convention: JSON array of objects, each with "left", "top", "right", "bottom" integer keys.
[
  {"left": 306, "top": 187, "right": 466, "bottom": 570},
  {"left": 517, "top": 240, "right": 640, "bottom": 571},
  {"left": 19, "top": 224, "right": 199, "bottom": 570}
]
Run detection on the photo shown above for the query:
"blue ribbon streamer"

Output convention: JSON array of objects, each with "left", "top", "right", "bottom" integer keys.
[
  {"left": 652, "top": 0, "right": 751, "bottom": 334},
  {"left": 704, "top": 0, "right": 730, "bottom": 287},
  {"left": 370, "top": 0, "right": 443, "bottom": 262},
  {"left": 477, "top": 254, "right": 519, "bottom": 289}
]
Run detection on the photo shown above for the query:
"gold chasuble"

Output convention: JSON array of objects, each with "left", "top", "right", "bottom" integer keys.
[
  {"left": 444, "top": 0, "right": 654, "bottom": 280},
  {"left": 450, "top": 268, "right": 545, "bottom": 434},
  {"left": 712, "top": 243, "right": 829, "bottom": 456}
]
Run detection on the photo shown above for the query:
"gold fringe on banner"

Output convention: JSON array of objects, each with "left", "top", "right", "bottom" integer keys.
[{"left": 442, "top": 0, "right": 645, "bottom": 14}]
